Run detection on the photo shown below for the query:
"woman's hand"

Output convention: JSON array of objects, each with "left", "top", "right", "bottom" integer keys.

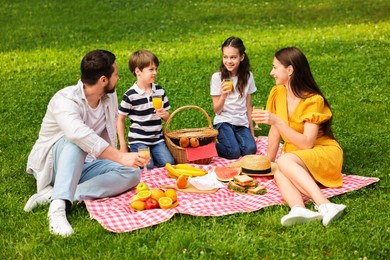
[
  {"left": 251, "top": 109, "right": 282, "bottom": 126},
  {"left": 252, "top": 109, "right": 319, "bottom": 150}
]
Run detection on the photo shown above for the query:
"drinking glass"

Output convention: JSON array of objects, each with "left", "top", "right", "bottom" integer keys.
[
  {"left": 152, "top": 95, "right": 162, "bottom": 110},
  {"left": 137, "top": 146, "right": 150, "bottom": 171},
  {"left": 252, "top": 106, "right": 264, "bottom": 130},
  {"left": 223, "top": 78, "right": 233, "bottom": 91}
]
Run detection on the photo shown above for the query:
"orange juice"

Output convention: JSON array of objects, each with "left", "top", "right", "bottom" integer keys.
[
  {"left": 138, "top": 146, "right": 150, "bottom": 167},
  {"left": 224, "top": 79, "right": 233, "bottom": 91},
  {"left": 252, "top": 106, "right": 264, "bottom": 124},
  {"left": 152, "top": 96, "right": 162, "bottom": 109},
  {"left": 138, "top": 150, "right": 150, "bottom": 157}
]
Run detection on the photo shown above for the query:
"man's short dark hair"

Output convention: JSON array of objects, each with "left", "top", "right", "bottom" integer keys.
[{"left": 80, "top": 50, "right": 116, "bottom": 85}]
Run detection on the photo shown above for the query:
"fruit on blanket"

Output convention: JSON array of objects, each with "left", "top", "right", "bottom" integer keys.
[
  {"left": 190, "top": 138, "right": 200, "bottom": 147},
  {"left": 176, "top": 168, "right": 207, "bottom": 177},
  {"left": 150, "top": 188, "right": 165, "bottom": 201},
  {"left": 166, "top": 163, "right": 190, "bottom": 178},
  {"left": 179, "top": 137, "right": 189, "bottom": 148},
  {"left": 175, "top": 164, "right": 207, "bottom": 173},
  {"left": 164, "top": 189, "right": 177, "bottom": 202},
  {"left": 214, "top": 167, "right": 240, "bottom": 182},
  {"left": 131, "top": 194, "right": 140, "bottom": 202},
  {"left": 176, "top": 175, "right": 189, "bottom": 189},
  {"left": 144, "top": 198, "right": 159, "bottom": 210},
  {"left": 166, "top": 163, "right": 207, "bottom": 178},
  {"left": 130, "top": 200, "right": 145, "bottom": 211},
  {"left": 137, "top": 190, "right": 152, "bottom": 201},
  {"left": 165, "top": 163, "right": 182, "bottom": 179},
  {"left": 136, "top": 182, "right": 149, "bottom": 193},
  {"left": 158, "top": 196, "right": 173, "bottom": 209},
  {"left": 167, "top": 171, "right": 178, "bottom": 179}
]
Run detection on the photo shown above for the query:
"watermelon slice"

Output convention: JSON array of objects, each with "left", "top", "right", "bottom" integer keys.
[{"left": 214, "top": 167, "right": 240, "bottom": 182}]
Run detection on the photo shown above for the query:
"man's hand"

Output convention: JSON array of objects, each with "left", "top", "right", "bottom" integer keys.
[
  {"left": 99, "top": 146, "right": 150, "bottom": 168},
  {"left": 120, "top": 152, "right": 150, "bottom": 168}
]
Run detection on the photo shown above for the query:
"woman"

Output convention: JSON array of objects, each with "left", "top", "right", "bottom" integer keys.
[{"left": 252, "top": 47, "right": 346, "bottom": 226}]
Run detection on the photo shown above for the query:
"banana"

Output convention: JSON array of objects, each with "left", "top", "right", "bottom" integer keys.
[
  {"left": 167, "top": 171, "right": 177, "bottom": 179},
  {"left": 166, "top": 163, "right": 208, "bottom": 178},
  {"left": 175, "top": 168, "right": 207, "bottom": 177},
  {"left": 175, "top": 164, "right": 207, "bottom": 173},
  {"left": 165, "top": 163, "right": 191, "bottom": 178}
]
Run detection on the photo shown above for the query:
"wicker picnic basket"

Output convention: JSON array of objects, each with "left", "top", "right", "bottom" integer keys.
[{"left": 164, "top": 106, "right": 219, "bottom": 164}]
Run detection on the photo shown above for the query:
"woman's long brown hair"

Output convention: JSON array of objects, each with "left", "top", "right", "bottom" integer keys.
[{"left": 275, "top": 47, "right": 335, "bottom": 139}]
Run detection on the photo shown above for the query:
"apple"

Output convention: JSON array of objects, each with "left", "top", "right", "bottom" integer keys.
[
  {"left": 144, "top": 198, "right": 159, "bottom": 210},
  {"left": 136, "top": 182, "right": 149, "bottom": 193}
]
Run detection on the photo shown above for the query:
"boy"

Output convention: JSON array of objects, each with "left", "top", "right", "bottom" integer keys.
[{"left": 117, "top": 50, "right": 175, "bottom": 169}]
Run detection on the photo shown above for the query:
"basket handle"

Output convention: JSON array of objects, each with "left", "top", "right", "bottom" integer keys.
[{"left": 164, "top": 105, "right": 213, "bottom": 134}]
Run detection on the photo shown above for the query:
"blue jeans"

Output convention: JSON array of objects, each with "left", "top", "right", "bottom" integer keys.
[
  {"left": 51, "top": 137, "right": 141, "bottom": 202},
  {"left": 214, "top": 123, "right": 257, "bottom": 159},
  {"left": 130, "top": 141, "right": 175, "bottom": 169}
]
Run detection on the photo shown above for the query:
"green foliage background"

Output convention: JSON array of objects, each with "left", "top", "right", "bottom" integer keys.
[{"left": 0, "top": 0, "right": 389, "bottom": 259}]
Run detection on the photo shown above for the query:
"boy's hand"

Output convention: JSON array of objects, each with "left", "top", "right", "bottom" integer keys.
[{"left": 155, "top": 108, "right": 169, "bottom": 119}]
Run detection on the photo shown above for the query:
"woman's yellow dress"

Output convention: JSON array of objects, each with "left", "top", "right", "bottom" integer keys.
[{"left": 266, "top": 85, "right": 343, "bottom": 188}]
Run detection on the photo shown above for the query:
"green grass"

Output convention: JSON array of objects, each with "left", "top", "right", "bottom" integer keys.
[{"left": 1, "top": 0, "right": 389, "bottom": 259}]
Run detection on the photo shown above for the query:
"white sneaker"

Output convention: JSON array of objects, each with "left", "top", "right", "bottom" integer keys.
[
  {"left": 24, "top": 185, "right": 53, "bottom": 212},
  {"left": 281, "top": 206, "right": 323, "bottom": 226},
  {"left": 317, "top": 203, "right": 346, "bottom": 226},
  {"left": 48, "top": 200, "right": 74, "bottom": 237}
]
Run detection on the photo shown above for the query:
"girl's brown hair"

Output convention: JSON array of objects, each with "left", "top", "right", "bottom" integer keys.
[{"left": 219, "top": 37, "right": 251, "bottom": 97}]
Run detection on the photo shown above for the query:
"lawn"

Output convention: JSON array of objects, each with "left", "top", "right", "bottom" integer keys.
[{"left": 0, "top": 0, "right": 389, "bottom": 259}]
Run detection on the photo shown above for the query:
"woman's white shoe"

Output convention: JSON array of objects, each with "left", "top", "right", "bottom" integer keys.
[
  {"left": 317, "top": 203, "right": 346, "bottom": 226},
  {"left": 281, "top": 206, "right": 323, "bottom": 226}
]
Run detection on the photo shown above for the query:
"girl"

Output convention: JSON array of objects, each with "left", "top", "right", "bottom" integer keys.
[
  {"left": 210, "top": 36, "right": 257, "bottom": 159},
  {"left": 252, "top": 47, "right": 346, "bottom": 226}
]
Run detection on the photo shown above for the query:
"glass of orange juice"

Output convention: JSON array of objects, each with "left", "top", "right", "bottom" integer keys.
[
  {"left": 252, "top": 106, "right": 264, "bottom": 130},
  {"left": 223, "top": 78, "right": 233, "bottom": 91},
  {"left": 138, "top": 146, "right": 150, "bottom": 170},
  {"left": 152, "top": 95, "right": 162, "bottom": 110}
]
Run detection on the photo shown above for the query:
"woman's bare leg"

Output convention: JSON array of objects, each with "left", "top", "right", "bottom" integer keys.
[{"left": 276, "top": 153, "right": 330, "bottom": 207}]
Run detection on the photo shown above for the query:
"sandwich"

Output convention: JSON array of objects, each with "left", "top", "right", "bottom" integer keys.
[
  {"left": 227, "top": 175, "right": 266, "bottom": 195},
  {"left": 232, "top": 174, "right": 257, "bottom": 187}
]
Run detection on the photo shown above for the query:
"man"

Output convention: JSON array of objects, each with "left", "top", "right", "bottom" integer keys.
[{"left": 24, "top": 50, "right": 148, "bottom": 237}]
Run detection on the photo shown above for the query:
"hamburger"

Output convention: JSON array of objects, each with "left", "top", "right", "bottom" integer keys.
[{"left": 227, "top": 175, "right": 266, "bottom": 195}]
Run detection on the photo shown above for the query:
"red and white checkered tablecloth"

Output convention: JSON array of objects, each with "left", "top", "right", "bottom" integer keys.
[{"left": 85, "top": 137, "right": 379, "bottom": 233}]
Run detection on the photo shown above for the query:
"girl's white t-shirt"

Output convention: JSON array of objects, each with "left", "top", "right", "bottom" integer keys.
[{"left": 210, "top": 71, "right": 256, "bottom": 127}]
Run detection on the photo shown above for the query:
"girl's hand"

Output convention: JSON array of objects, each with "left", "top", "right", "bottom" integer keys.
[{"left": 221, "top": 80, "right": 232, "bottom": 95}]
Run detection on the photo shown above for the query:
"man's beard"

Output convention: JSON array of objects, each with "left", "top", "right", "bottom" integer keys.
[{"left": 104, "top": 82, "right": 116, "bottom": 94}]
